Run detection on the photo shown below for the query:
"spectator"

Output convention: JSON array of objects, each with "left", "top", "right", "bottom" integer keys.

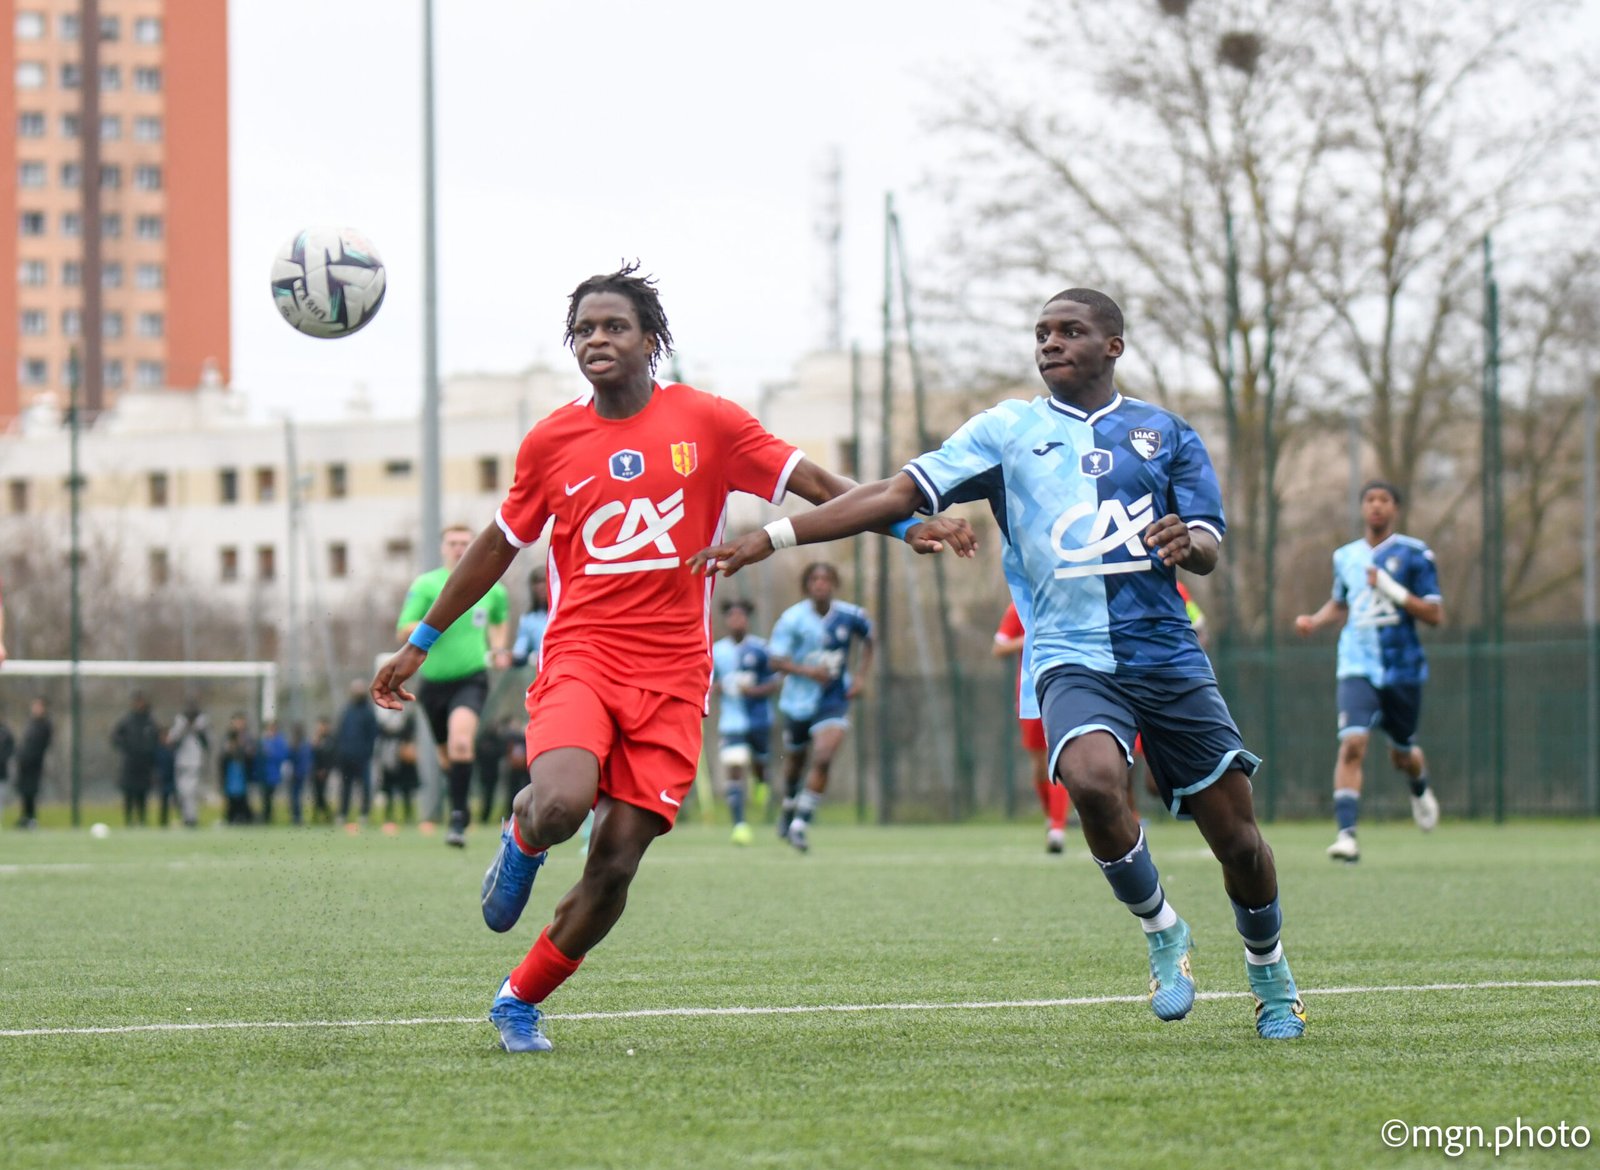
[
  {"left": 167, "top": 698, "right": 211, "bottom": 829},
  {"left": 335, "top": 680, "right": 379, "bottom": 828},
  {"left": 110, "top": 692, "right": 161, "bottom": 827},
  {"left": 219, "top": 712, "right": 255, "bottom": 825},
  {"left": 0, "top": 708, "right": 14, "bottom": 823},
  {"left": 309, "top": 717, "right": 336, "bottom": 824},
  {"left": 287, "top": 722, "right": 316, "bottom": 826},
  {"left": 255, "top": 719, "right": 290, "bottom": 825},
  {"left": 15, "top": 697, "right": 53, "bottom": 829},
  {"left": 154, "top": 729, "right": 178, "bottom": 828},
  {"left": 375, "top": 702, "right": 419, "bottom": 829}
]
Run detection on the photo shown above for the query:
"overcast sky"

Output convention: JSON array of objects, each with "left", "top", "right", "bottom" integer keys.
[{"left": 228, "top": 0, "right": 1026, "bottom": 419}]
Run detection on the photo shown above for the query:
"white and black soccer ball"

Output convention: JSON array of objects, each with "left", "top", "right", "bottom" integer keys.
[{"left": 270, "top": 226, "right": 387, "bottom": 339}]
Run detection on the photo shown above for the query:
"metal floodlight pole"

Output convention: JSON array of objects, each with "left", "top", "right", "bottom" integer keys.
[
  {"left": 1481, "top": 235, "right": 1505, "bottom": 821},
  {"left": 284, "top": 419, "right": 305, "bottom": 732},
  {"left": 67, "top": 348, "right": 84, "bottom": 826},
  {"left": 851, "top": 342, "right": 868, "bottom": 825},
  {"left": 79, "top": 0, "right": 103, "bottom": 417},
  {"left": 1586, "top": 380, "right": 1599, "bottom": 814},
  {"left": 876, "top": 193, "right": 895, "bottom": 824},
  {"left": 419, "top": 0, "right": 442, "bottom": 573}
]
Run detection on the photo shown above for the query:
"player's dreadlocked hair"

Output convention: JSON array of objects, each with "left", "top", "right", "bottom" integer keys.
[
  {"left": 564, "top": 260, "right": 675, "bottom": 373},
  {"left": 1045, "top": 288, "right": 1125, "bottom": 338}
]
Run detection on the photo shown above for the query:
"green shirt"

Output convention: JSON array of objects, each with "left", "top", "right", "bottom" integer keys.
[{"left": 398, "top": 567, "right": 509, "bottom": 682}]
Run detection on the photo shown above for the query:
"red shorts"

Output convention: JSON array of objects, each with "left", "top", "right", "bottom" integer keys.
[
  {"left": 524, "top": 664, "right": 702, "bottom": 830},
  {"left": 1020, "top": 717, "right": 1046, "bottom": 753}
]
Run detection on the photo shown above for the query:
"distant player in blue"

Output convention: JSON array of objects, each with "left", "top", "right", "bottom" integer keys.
[
  {"left": 1295, "top": 480, "right": 1443, "bottom": 863},
  {"left": 694, "top": 288, "right": 1306, "bottom": 1039},
  {"left": 768, "top": 562, "right": 874, "bottom": 853},
  {"left": 711, "top": 598, "right": 780, "bottom": 845},
  {"left": 510, "top": 568, "right": 550, "bottom": 669}
]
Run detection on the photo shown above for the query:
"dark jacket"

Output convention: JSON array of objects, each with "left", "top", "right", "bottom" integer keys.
[
  {"left": 111, "top": 709, "right": 161, "bottom": 782},
  {"left": 335, "top": 699, "right": 379, "bottom": 762},
  {"left": 18, "top": 714, "right": 52, "bottom": 773},
  {"left": 0, "top": 720, "right": 14, "bottom": 780}
]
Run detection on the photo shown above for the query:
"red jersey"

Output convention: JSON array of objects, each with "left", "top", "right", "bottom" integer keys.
[{"left": 496, "top": 382, "right": 802, "bottom": 708}]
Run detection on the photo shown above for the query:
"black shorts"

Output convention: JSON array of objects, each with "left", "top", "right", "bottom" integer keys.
[
  {"left": 1337, "top": 677, "right": 1422, "bottom": 749},
  {"left": 418, "top": 672, "right": 490, "bottom": 745}
]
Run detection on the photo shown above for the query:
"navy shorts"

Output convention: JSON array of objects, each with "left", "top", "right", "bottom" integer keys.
[
  {"left": 1037, "top": 665, "right": 1260, "bottom": 820},
  {"left": 782, "top": 701, "right": 851, "bottom": 751},
  {"left": 1337, "top": 677, "right": 1421, "bottom": 749},
  {"left": 719, "top": 726, "right": 772, "bottom": 762}
]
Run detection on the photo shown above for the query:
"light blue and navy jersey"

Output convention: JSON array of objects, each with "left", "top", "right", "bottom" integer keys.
[
  {"left": 711, "top": 635, "right": 776, "bottom": 734},
  {"left": 904, "top": 392, "right": 1220, "bottom": 689},
  {"left": 511, "top": 610, "right": 549, "bottom": 668},
  {"left": 770, "top": 600, "right": 874, "bottom": 721},
  {"left": 1332, "top": 535, "right": 1440, "bottom": 686}
]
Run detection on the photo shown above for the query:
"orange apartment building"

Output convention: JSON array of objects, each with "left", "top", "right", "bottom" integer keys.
[{"left": 1, "top": 0, "right": 226, "bottom": 422}]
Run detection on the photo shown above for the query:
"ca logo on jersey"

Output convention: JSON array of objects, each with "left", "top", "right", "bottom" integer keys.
[
  {"left": 609, "top": 449, "right": 645, "bottom": 481},
  {"left": 581, "top": 490, "right": 685, "bottom": 574},
  {"left": 1050, "top": 493, "right": 1155, "bottom": 579}
]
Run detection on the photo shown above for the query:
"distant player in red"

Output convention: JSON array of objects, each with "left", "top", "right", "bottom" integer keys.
[
  {"left": 371, "top": 263, "right": 945, "bottom": 1053},
  {"left": 993, "top": 602, "right": 1070, "bottom": 853}
]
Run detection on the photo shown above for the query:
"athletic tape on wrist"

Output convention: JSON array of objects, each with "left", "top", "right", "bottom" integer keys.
[
  {"left": 764, "top": 518, "right": 798, "bottom": 550},
  {"left": 888, "top": 517, "right": 918, "bottom": 540},
  {"left": 408, "top": 622, "right": 442, "bottom": 651}
]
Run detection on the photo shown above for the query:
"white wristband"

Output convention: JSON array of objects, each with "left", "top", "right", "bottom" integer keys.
[
  {"left": 1372, "top": 567, "right": 1410, "bottom": 605},
  {"left": 763, "top": 518, "right": 798, "bottom": 550}
]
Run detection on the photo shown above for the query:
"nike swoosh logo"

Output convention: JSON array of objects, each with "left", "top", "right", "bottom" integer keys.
[
  {"left": 659, "top": 789, "right": 682, "bottom": 808},
  {"left": 1032, "top": 441, "right": 1064, "bottom": 456},
  {"left": 564, "top": 476, "right": 596, "bottom": 495}
]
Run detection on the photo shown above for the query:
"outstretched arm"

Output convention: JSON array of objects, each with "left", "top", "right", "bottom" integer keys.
[
  {"left": 372, "top": 523, "right": 517, "bottom": 708},
  {"left": 1294, "top": 598, "right": 1349, "bottom": 637},
  {"left": 784, "top": 458, "right": 970, "bottom": 555}
]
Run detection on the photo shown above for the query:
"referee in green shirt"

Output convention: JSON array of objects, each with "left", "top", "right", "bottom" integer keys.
[{"left": 397, "top": 524, "right": 511, "bottom": 846}]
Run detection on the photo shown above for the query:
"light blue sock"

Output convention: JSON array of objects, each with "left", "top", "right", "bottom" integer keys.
[{"left": 726, "top": 783, "right": 746, "bottom": 825}]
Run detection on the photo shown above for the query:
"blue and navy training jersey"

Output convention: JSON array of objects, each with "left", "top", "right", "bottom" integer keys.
[
  {"left": 904, "top": 392, "right": 1220, "bottom": 688},
  {"left": 1332, "top": 535, "right": 1440, "bottom": 686},
  {"left": 769, "top": 600, "right": 873, "bottom": 720},
  {"left": 711, "top": 635, "right": 776, "bottom": 734}
]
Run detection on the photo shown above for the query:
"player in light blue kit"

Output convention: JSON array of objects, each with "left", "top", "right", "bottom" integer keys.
[
  {"left": 1295, "top": 480, "right": 1443, "bottom": 862},
  {"left": 768, "top": 562, "right": 874, "bottom": 852},
  {"left": 694, "top": 288, "right": 1306, "bottom": 1039},
  {"left": 711, "top": 598, "right": 780, "bottom": 845}
]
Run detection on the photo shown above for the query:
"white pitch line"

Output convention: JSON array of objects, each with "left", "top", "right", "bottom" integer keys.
[{"left": 1, "top": 979, "right": 1595, "bottom": 1039}]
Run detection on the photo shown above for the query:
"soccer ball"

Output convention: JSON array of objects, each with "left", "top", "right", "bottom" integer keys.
[
  {"left": 89, "top": 822, "right": 110, "bottom": 839},
  {"left": 270, "top": 226, "right": 387, "bottom": 339}
]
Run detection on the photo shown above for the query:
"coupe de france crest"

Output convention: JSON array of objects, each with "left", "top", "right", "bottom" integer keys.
[
  {"left": 1080, "top": 449, "right": 1114, "bottom": 478},
  {"left": 670, "top": 441, "right": 698, "bottom": 477},
  {"left": 609, "top": 449, "right": 645, "bottom": 481},
  {"left": 1129, "top": 428, "right": 1162, "bottom": 460}
]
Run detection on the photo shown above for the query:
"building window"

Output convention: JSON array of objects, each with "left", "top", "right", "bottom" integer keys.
[
  {"left": 136, "top": 263, "right": 163, "bottom": 290},
  {"left": 148, "top": 471, "right": 169, "bottom": 508},
  {"left": 62, "top": 212, "right": 82, "bottom": 238},
  {"left": 19, "top": 212, "right": 46, "bottom": 237},
  {"left": 134, "top": 17, "right": 161, "bottom": 44},
  {"left": 60, "top": 162, "right": 82, "bottom": 188},
  {"left": 15, "top": 62, "right": 45, "bottom": 89},
  {"left": 136, "top": 215, "right": 163, "bottom": 241},
  {"left": 59, "top": 114, "right": 79, "bottom": 138},
  {"left": 134, "top": 67, "right": 161, "bottom": 93},
  {"left": 103, "top": 312, "right": 123, "bottom": 338},
  {"left": 256, "top": 545, "right": 276, "bottom": 582},
  {"left": 20, "top": 310, "right": 46, "bottom": 338},
  {"left": 104, "top": 359, "right": 124, "bottom": 388},
  {"left": 256, "top": 467, "right": 277, "bottom": 503},
  {"left": 18, "top": 260, "right": 46, "bottom": 286},
  {"left": 383, "top": 459, "right": 413, "bottom": 478},
  {"left": 21, "top": 358, "right": 48, "bottom": 385},
  {"left": 60, "top": 62, "right": 80, "bottom": 89},
  {"left": 17, "top": 111, "right": 45, "bottom": 137},
  {"left": 136, "top": 361, "right": 164, "bottom": 388},
  {"left": 99, "top": 15, "right": 119, "bottom": 41},
  {"left": 138, "top": 312, "right": 164, "bottom": 339},
  {"left": 18, "top": 161, "right": 46, "bottom": 188},
  {"left": 478, "top": 456, "right": 500, "bottom": 493},
  {"left": 100, "top": 115, "right": 120, "bottom": 140},
  {"left": 62, "top": 261, "right": 81, "bottom": 286},
  {"left": 219, "top": 468, "right": 239, "bottom": 504},
  {"left": 148, "top": 548, "right": 169, "bottom": 586},
  {"left": 135, "top": 166, "right": 162, "bottom": 192},
  {"left": 134, "top": 116, "right": 162, "bottom": 142},
  {"left": 99, "top": 66, "right": 120, "bottom": 90},
  {"left": 102, "top": 214, "right": 122, "bottom": 240},
  {"left": 103, "top": 263, "right": 123, "bottom": 289},
  {"left": 219, "top": 547, "right": 239, "bottom": 582},
  {"left": 327, "top": 462, "right": 348, "bottom": 499},
  {"left": 99, "top": 164, "right": 120, "bottom": 190},
  {"left": 8, "top": 479, "right": 29, "bottom": 515},
  {"left": 61, "top": 309, "right": 81, "bottom": 336},
  {"left": 58, "top": 13, "right": 78, "bottom": 39},
  {"left": 385, "top": 538, "right": 414, "bottom": 562},
  {"left": 15, "top": 11, "right": 45, "bottom": 39},
  {"left": 328, "top": 543, "right": 349, "bottom": 579}
]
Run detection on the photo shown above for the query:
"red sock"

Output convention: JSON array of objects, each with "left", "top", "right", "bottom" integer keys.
[
  {"left": 1033, "top": 778, "right": 1053, "bottom": 817},
  {"left": 510, "top": 819, "right": 544, "bottom": 857},
  {"left": 1047, "top": 782, "right": 1070, "bottom": 832},
  {"left": 509, "top": 927, "right": 584, "bottom": 1004}
]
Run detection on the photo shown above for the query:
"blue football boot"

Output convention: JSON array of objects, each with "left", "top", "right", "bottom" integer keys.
[
  {"left": 1248, "top": 956, "right": 1307, "bottom": 1039},
  {"left": 1146, "top": 919, "right": 1196, "bottom": 1022},
  {"left": 489, "top": 979, "right": 553, "bottom": 1053},
  {"left": 481, "top": 821, "right": 545, "bottom": 934}
]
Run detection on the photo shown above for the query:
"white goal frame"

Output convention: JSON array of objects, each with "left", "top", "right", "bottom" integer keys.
[{"left": 2, "top": 659, "right": 279, "bottom": 724}]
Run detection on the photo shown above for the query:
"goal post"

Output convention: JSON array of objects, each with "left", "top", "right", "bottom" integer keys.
[{"left": 3, "top": 660, "right": 278, "bottom": 722}]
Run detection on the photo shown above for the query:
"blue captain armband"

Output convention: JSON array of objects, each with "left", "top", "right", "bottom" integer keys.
[
  {"left": 407, "top": 622, "right": 442, "bottom": 652},
  {"left": 889, "top": 517, "right": 919, "bottom": 540}
]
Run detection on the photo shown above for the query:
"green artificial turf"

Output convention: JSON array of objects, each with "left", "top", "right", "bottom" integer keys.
[{"left": 2, "top": 818, "right": 1596, "bottom": 1169}]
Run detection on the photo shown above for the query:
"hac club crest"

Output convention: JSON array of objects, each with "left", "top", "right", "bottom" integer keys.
[
  {"left": 1080, "top": 449, "right": 1114, "bottom": 478},
  {"left": 609, "top": 449, "right": 645, "bottom": 481},
  {"left": 1129, "top": 428, "right": 1162, "bottom": 460}
]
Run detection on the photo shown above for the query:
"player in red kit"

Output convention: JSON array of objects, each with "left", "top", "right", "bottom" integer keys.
[
  {"left": 371, "top": 263, "right": 947, "bottom": 1052},
  {"left": 994, "top": 601, "right": 1071, "bottom": 853}
]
